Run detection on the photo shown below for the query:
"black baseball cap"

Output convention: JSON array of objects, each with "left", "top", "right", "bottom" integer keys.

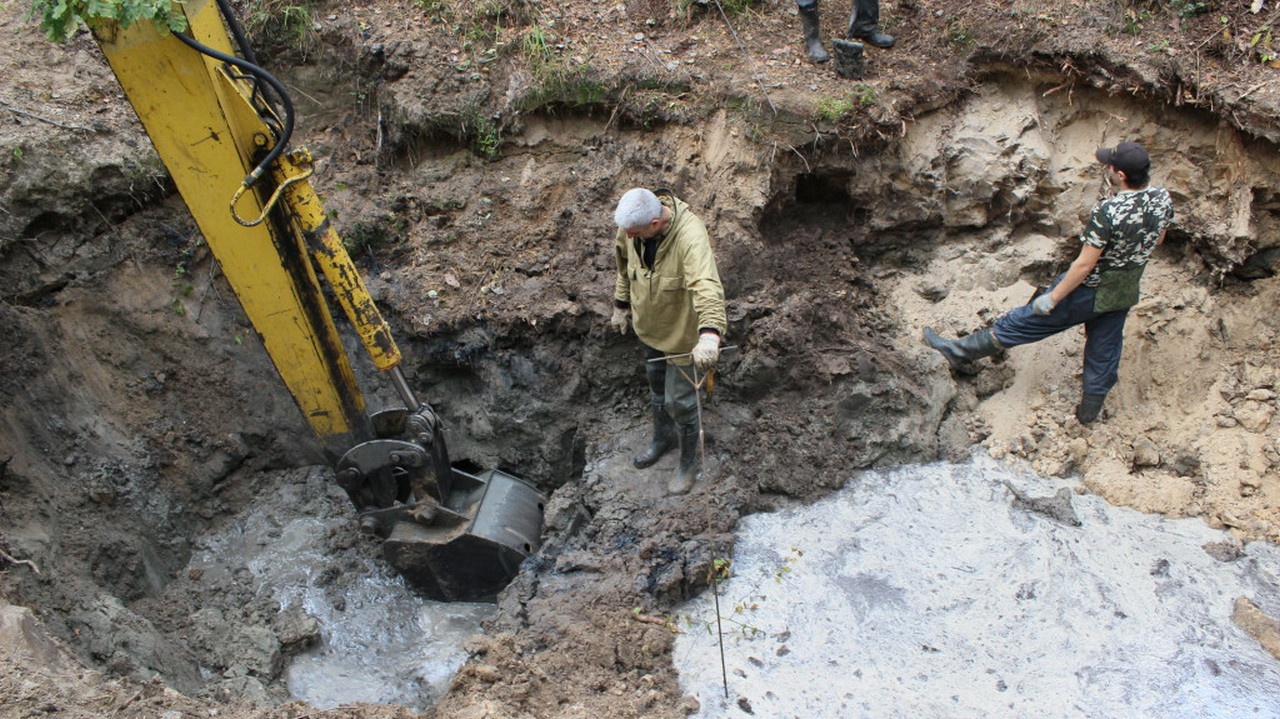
[{"left": 1095, "top": 141, "right": 1150, "bottom": 176}]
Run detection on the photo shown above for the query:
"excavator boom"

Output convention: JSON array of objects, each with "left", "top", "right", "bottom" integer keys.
[{"left": 87, "top": 0, "right": 544, "bottom": 602}]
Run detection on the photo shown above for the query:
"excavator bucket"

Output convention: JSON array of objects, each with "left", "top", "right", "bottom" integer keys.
[{"left": 383, "top": 468, "right": 546, "bottom": 603}]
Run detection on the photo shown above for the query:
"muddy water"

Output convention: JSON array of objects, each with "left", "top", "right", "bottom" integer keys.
[
  {"left": 282, "top": 575, "right": 492, "bottom": 710},
  {"left": 674, "top": 455, "right": 1280, "bottom": 718},
  {"left": 190, "top": 482, "right": 492, "bottom": 710}
]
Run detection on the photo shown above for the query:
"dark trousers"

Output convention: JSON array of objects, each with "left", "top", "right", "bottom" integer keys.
[
  {"left": 643, "top": 344, "right": 699, "bottom": 427},
  {"left": 795, "top": 0, "right": 880, "bottom": 36},
  {"left": 991, "top": 273, "right": 1129, "bottom": 396}
]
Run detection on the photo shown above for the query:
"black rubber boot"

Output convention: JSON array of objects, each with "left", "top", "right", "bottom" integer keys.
[
  {"left": 633, "top": 402, "right": 676, "bottom": 469},
  {"left": 668, "top": 423, "right": 701, "bottom": 495},
  {"left": 799, "top": 5, "right": 829, "bottom": 63},
  {"left": 1076, "top": 394, "right": 1106, "bottom": 424},
  {"left": 922, "top": 327, "right": 1002, "bottom": 369},
  {"left": 851, "top": 28, "right": 894, "bottom": 48},
  {"left": 846, "top": 0, "right": 894, "bottom": 48}
]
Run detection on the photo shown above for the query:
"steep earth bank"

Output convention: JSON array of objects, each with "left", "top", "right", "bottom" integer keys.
[{"left": 3, "top": 1, "right": 1280, "bottom": 717}]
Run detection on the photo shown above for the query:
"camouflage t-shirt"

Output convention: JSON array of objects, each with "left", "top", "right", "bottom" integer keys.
[{"left": 1080, "top": 187, "right": 1175, "bottom": 287}]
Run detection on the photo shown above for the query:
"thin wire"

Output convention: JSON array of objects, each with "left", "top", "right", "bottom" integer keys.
[
  {"left": 712, "top": 1, "right": 777, "bottom": 116},
  {"left": 710, "top": 559, "right": 729, "bottom": 698},
  {"left": 666, "top": 360, "right": 726, "bottom": 692}
]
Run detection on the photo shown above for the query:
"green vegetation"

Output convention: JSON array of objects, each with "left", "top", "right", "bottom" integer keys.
[
  {"left": 1121, "top": 9, "right": 1150, "bottom": 35},
  {"left": 514, "top": 21, "right": 607, "bottom": 111},
  {"left": 412, "top": 0, "right": 450, "bottom": 15},
  {"left": 677, "top": 0, "right": 760, "bottom": 16},
  {"left": 242, "top": 0, "right": 319, "bottom": 54},
  {"left": 1126, "top": 0, "right": 1208, "bottom": 28},
  {"left": 814, "top": 87, "right": 877, "bottom": 123},
  {"left": 1169, "top": 0, "right": 1209, "bottom": 18},
  {"left": 815, "top": 96, "right": 855, "bottom": 122},
  {"left": 689, "top": 547, "right": 805, "bottom": 641},
  {"left": 27, "top": 0, "right": 188, "bottom": 42},
  {"left": 521, "top": 63, "right": 607, "bottom": 109},
  {"left": 521, "top": 21, "right": 552, "bottom": 64},
  {"left": 944, "top": 22, "right": 977, "bottom": 50},
  {"left": 1251, "top": 25, "right": 1277, "bottom": 65},
  {"left": 341, "top": 217, "right": 404, "bottom": 256},
  {"left": 465, "top": 112, "right": 502, "bottom": 158}
]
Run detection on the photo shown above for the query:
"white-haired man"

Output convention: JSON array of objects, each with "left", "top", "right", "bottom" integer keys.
[{"left": 610, "top": 188, "right": 727, "bottom": 495}]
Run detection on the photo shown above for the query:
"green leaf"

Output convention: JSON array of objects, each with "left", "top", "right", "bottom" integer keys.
[{"left": 30, "top": 0, "right": 189, "bottom": 43}]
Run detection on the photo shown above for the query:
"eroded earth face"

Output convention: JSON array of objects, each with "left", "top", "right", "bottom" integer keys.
[{"left": 3, "top": 1, "right": 1280, "bottom": 717}]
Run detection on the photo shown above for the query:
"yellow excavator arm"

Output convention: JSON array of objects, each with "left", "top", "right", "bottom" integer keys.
[{"left": 87, "top": 0, "right": 543, "bottom": 602}]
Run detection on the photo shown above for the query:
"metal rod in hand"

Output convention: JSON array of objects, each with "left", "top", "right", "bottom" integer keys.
[{"left": 645, "top": 345, "right": 738, "bottom": 363}]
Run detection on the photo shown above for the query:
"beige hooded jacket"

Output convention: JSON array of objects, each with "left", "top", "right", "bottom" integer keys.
[{"left": 613, "top": 191, "right": 727, "bottom": 356}]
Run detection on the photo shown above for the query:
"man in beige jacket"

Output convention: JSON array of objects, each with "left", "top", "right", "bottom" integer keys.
[{"left": 610, "top": 188, "right": 727, "bottom": 495}]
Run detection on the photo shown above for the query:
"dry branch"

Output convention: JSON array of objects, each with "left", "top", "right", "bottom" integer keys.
[
  {"left": 0, "top": 548, "right": 40, "bottom": 574},
  {"left": 0, "top": 98, "right": 93, "bottom": 132}
]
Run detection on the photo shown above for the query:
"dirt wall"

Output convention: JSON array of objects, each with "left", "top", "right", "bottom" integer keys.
[{"left": 4, "top": 1, "right": 1280, "bottom": 717}]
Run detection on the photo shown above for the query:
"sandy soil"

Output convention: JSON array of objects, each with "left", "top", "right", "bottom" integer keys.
[{"left": 3, "top": 0, "right": 1280, "bottom": 717}]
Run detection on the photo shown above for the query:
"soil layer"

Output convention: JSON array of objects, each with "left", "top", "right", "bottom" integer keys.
[{"left": 4, "top": 0, "right": 1280, "bottom": 717}]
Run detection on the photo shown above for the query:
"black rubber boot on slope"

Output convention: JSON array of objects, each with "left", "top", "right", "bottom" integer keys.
[
  {"left": 1076, "top": 394, "right": 1106, "bottom": 424},
  {"left": 922, "top": 327, "right": 1002, "bottom": 369}
]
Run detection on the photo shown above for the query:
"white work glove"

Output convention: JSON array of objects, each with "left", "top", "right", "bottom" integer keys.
[
  {"left": 610, "top": 307, "right": 630, "bottom": 335},
  {"left": 1031, "top": 293, "right": 1057, "bottom": 316},
  {"left": 691, "top": 332, "right": 721, "bottom": 371}
]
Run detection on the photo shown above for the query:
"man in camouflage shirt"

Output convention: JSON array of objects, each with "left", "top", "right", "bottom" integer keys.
[{"left": 923, "top": 141, "right": 1175, "bottom": 424}]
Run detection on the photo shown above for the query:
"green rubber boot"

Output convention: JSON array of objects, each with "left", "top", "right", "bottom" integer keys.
[{"left": 668, "top": 423, "right": 701, "bottom": 495}]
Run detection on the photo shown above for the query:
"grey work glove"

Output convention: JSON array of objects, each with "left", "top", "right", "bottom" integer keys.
[
  {"left": 1032, "top": 293, "right": 1057, "bottom": 316},
  {"left": 691, "top": 332, "right": 721, "bottom": 371},
  {"left": 610, "top": 307, "right": 630, "bottom": 335}
]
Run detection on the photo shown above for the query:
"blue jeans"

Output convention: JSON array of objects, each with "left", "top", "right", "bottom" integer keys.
[{"left": 991, "top": 274, "right": 1129, "bottom": 396}]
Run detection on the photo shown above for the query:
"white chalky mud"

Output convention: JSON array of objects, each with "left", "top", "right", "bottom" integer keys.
[
  {"left": 191, "top": 477, "right": 493, "bottom": 710},
  {"left": 281, "top": 580, "right": 492, "bottom": 710},
  {"left": 675, "top": 455, "right": 1280, "bottom": 718}
]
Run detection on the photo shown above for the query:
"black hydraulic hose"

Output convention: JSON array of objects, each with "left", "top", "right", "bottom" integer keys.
[
  {"left": 173, "top": 31, "right": 295, "bottom": 188},
  {"left": 213, "top": 0, "right": 259, "bottom": 67}
]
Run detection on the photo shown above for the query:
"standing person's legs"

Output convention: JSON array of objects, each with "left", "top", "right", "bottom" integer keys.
[
  {"left": 634, "top": 345, "right": 677, "bottom": 469},
  {"left": 1077, "top": 310, "right": 1128, "bottom": 423},
  {"left": 644, "top": 345, "right": 667, "bottom": 405},
  {"left": 848, "top": 0, "right": 878, "bottom": 36},
  {"left": 664, "top": 360, "right": 699, "bottom": 428},
  {"left": 664, "top": 360, "right": 702, "bottom": 495},
  {"left": 990, "top": 303, "right": 1073, "bottom": 347},
  {"left": 846, "top": 0, "right": 894, "bottom": 47},
  {"left": 991, "top": 276, "right": 1095, "bottom": 348},
  {"left": 924, "top": 286, "right": 1073, "bottom": 371},
  {"left": 797, "top": 0, "right": 830, "bottom": 63}
]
